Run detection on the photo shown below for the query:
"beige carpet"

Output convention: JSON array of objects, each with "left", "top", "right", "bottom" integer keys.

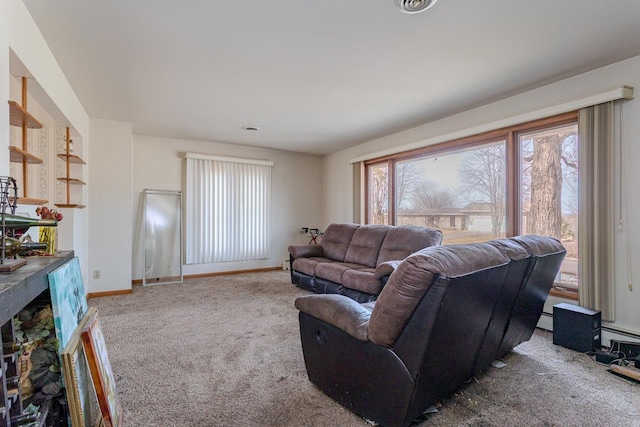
[{"left": 90, "top": 270, "right": 640, "bottom": 427}]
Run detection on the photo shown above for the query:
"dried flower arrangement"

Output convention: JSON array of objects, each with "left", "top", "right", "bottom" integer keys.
[{"left": 36, "top": 206, "right": 63, "bottom": 222}]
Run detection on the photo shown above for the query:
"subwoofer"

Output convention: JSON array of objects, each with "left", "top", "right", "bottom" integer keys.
[{"left": 553, "top": 303, "right": 601, "bottom": 353}]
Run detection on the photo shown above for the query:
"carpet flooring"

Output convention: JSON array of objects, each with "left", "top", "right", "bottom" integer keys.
[{"left": 89, "top": 270, "right": 640, "bottom": 426}]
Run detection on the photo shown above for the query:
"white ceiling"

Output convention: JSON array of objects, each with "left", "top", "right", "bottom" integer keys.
[{"left": 21, "top": 0, "right": 640, "bottom": 155}]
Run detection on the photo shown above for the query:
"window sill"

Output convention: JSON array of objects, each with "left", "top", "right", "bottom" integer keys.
[{"left": 549, "top": 287, "right": 578, "bottom": 300}]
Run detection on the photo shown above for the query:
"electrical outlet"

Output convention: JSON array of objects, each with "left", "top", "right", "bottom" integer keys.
[{"left": 93, "top": 270, "right": 101, "bottom": 279}]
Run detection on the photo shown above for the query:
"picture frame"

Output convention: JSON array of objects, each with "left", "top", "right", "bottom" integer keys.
[
  {"left": 81, "top": 310, "right": 123, "bottom": 427},
  {"left": 48, "top": 256, "right": 89, "bottom": 353},
  {"left": 61, "top": 307, "right": 102, "bottom": 427}
]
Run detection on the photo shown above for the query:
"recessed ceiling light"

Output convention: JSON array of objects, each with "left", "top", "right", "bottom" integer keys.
[
  {"left": 396, "top": 0, "right": 438, "bottom": 14},
  {"left": 242, "top": 126, "right": 260, "bottom": 131}
]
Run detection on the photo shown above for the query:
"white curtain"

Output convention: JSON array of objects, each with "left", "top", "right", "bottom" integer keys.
[
  {"left": 185, "top": 154, "right": 272, "bottom": 264},
  {"left": 578, "top": 102, "right": 615, "bottom": 321}
]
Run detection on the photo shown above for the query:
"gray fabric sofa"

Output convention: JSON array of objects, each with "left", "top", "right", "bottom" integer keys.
[{"left": 288, "top": 223, "right": 443, "bottom": 302}]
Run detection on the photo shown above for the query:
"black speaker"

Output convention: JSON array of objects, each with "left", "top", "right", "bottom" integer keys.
[{"left": 553, "top": 303, "right": 601, "bottom": 353}]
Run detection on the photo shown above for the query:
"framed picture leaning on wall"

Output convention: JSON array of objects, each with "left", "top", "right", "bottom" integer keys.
[
  {"left": 61, "top": 307, "right": 104, "bottom": 427},
  {"left": 48, "top": 256, "right": 89, "bottom": 354},
  {"left": 80, "top": 310, "right": 123, "bottom": 427}
]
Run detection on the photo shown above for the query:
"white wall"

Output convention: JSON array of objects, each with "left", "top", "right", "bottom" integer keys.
[
  {"left": 322, "top": 56, "right": 640, "bottom": 336},
  {"left": 132, "top": 134, "right": 323, "bottom": 279},
  {"left": 88, "top": 118, "right": 133, "bottom": 293}
]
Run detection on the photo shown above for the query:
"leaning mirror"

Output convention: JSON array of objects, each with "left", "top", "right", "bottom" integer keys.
[{"left": 143, "top": 189, "right": 183, "bottom": 285}]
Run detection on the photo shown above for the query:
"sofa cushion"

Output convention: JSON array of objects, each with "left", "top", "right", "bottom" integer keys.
[
  {"left": 342, "top": 268, "right": 382, "bottom": 295},
  {"left": 321, "top": 223, "right": 360, "bottom": 262},
  {"left": 292, "top": 257, "right": 333, "bottom": 276},
  {"left": 369, "top": 243, "right": 509, "bottom": 347},
  {"left": 373, "top": 260, "right": 402, "bottom": 279},
  {"left": 486, "top": 238, "right": 530, "bottom": 260},
  {"left": 511, "top": 235, "right": 566, "bottom": 256},
  {"left": 288, "top": 244, "right": 324, "bottom": 259},
  {"left": 295, "top": 294, "right": 370, "bottom": 341},
  {"left": 315, "top": 262, "right": 366, "bottom": 284},
  {"left": 376, "top": 225, "right": 443, "bottom": 266},
  {"left": 344, "top": 225, "right": 390, "bottom": 267}
]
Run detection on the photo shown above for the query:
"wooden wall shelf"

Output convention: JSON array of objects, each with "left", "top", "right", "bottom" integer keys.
[
  {"left": 57, "top": 177, "right": 86, "bottom": 185},
  {"left": 57, "top": 153, "right": 86, "bottom": 164},
  {"left": 54, "top": 203, "right": 86, "bottom": 209},
  {"left": 9, "top": 146, "right": 44, "bottom": 164},
  {"left": 9, "top": 196, "right": 49, "bottom": 206},
  {"left": 8, "top": 100, "right": 43, "bottom": 129}
]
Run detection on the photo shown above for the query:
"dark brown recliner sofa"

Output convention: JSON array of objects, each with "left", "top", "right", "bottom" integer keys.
[
  {"left": 288, "top": 223, "right": 443, "bottom": 302},
  {"left": 295, "top": 235, "right": 566, "bottom": 427}
]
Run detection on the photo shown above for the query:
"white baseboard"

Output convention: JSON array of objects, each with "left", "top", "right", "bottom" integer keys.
[{"left": 537, "top": 312, "right": 554, "bottom": 332}]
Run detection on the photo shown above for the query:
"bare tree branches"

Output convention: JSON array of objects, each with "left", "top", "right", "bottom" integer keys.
[
  {"left": 411, "top": 180, "right": 458, "bottom": 210},
  {"left": 458, "top": 144, "right": 506, "bottom": 237}
]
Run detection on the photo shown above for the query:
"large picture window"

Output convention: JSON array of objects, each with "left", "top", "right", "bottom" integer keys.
[{"left": 365, "top": 113, "right": 578, "bottom": 294}]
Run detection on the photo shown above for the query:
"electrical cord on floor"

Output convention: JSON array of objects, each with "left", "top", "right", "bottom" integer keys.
[{"left": 587, "top": 344, "right": 640, "bottom": 384}]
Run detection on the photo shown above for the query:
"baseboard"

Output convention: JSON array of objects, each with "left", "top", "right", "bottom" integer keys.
[
  {"left": 88, "top": 289, "right": 133, "bottom": 299},
  {"left": 537, "top": 312, "right": 554, "bottom": 331},
  {"left": 184, "top": 266, "right": 282, "bottom": 280},
  {"left": 131, "top": 266, "right": 283, "bottom": 286},
  {"left": 538, "top": 312, "right": 640, "bottom": 347}
]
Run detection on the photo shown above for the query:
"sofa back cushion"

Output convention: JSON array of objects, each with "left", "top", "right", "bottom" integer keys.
[
  {"left": 473, "top": 238, "right": 531, "bottom": 373},
  {"left": 343, "top": 225, "right": 390, "bottom": 267},
  {"left": 376, "top": 225, "right": 443, "bottom": 266},
  {"left": 368, "top": 243, "right": 510, "bottom": 347},
  {"left": 494, "top": 235, "right": 566, "bottom": 359},
  {"left": 320, "top": 223, "right": 360, "bottom": 262}
]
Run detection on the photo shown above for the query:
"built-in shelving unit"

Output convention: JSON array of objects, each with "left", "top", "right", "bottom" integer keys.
[
  {"left": 7, "top": 77, "right": 47, "bottom": 206},
  {"left": 0, "top": 253, "right": 73, "bottom": 427},
  {"left": 55, "top": 127, "right": 86, "bottom": 209}
]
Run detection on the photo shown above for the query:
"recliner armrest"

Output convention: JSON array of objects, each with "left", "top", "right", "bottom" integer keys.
[
  {"left": 374, "top": 260, "right": 402, "bottom": 279},
  {"left": 295, "top": 294, "right": 370, "bottom": 341},
  {"left": 288, "top": 244, "right": 324, "bottom": 259}
]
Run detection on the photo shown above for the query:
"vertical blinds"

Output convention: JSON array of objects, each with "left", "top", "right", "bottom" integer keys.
[
  {"left": 578, "top": 102, "right": 616, "bottom": 321},
  {"left": 185, "top": 153, "right": 272, "bottom": 264}
]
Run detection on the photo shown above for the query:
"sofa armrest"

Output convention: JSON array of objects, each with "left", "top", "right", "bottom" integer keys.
[
  {"left": 374, "top": 260, "right": 402, "bottom": 279},
  {"left": 288, "top": 244, "right": 324, "bottom": 259},
  {"left": 295, "top": 294, "right": 370, "bottom": 341}
]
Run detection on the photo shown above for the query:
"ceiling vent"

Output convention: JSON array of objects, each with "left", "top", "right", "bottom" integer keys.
[{"left": 396, "top": 0, "right": 438, "bottom": 14}]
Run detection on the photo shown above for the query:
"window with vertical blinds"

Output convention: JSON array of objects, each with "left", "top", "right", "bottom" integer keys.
[{"left": 185, "top": 153, "right": 272, "bottom": 264}]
